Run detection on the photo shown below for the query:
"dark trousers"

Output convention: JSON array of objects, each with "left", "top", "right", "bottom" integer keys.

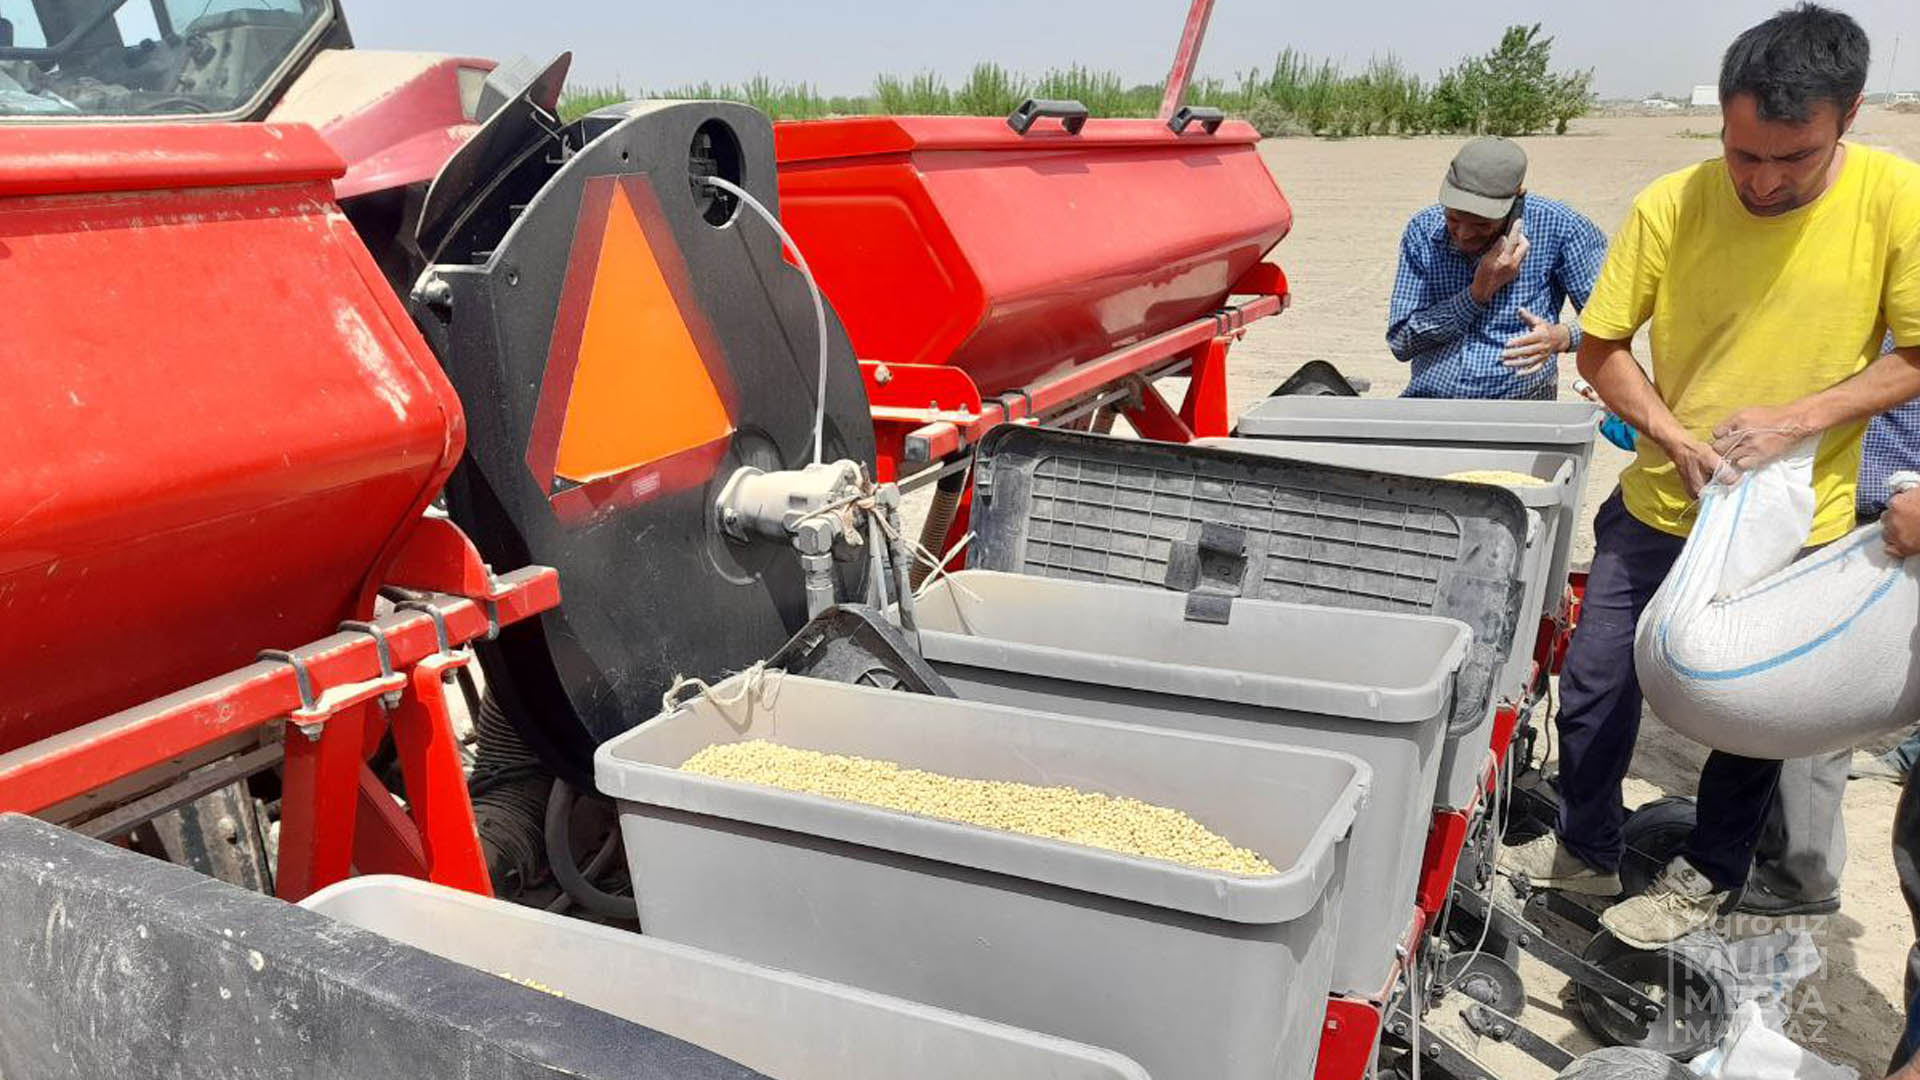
[
  {"left": 1553, "top": 491, "right": 1784, "bottom": 891},
  {"left": 1892, "top": 752, "right": 1920, "bottom": 1071}
]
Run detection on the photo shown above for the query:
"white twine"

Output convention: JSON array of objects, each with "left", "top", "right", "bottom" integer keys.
[{"left": 661, "top": 660, "right": 782, "bottom": 716}]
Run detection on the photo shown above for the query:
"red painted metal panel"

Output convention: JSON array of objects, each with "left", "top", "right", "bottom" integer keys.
[
  {"left": 0, "top": 129, "right": 465, "bottom": 750},
  {"left": 774, "top": 116, "right": 1292, "bottom": 396},
  {"left": 0, "top": 123, "right": 343, "bottom": 197},
  {"left": 1315, "top": 996, "right": 1386, "bottom": 1080},
  {"left": 1417, "top": 809, "right": 1472, "bottom": 917},
  {"left": 272, "top": 53, "right": 495, "bottom": 202}
]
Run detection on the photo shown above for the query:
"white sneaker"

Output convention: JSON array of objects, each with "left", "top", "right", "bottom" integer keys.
[
  {"left": 1499, "top": 833, "right": 1622, "bottom": 896},
  {"left": 1599, "top": 856, "right": 1726, "bottom": 950}
]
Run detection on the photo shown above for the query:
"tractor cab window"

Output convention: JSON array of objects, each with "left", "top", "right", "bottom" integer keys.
[{"left": 0, "top": 0, "right": 330, "bottom": 118}]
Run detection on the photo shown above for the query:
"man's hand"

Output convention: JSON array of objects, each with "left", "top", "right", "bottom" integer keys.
[
  {"left": 1710, "top": 405, "right": 1814, "bottom": 472},
  {"left": 1885, "top": 487, "right": 1920, "bottom": 559},
  {"left": 1669, "top": 438, "right": 1727, "bottom": 499},
  {"left": 1502, "top": 308, "right": 1571, "bottom": 375},
  {"left": 1471, "top": 219, "right": 1530, "bottom": 305}
]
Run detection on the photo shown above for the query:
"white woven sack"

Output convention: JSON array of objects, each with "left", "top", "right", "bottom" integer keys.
[{"left": 1635, "top": 441, "right": 1920, "bottom": 758}]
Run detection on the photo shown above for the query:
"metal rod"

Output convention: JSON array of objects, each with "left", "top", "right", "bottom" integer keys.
[
  {"left": 1157, "top": 0, "right": 1219, "bottom": 120},
  {"left": 73, "top": 744, "right": 283, "bottom": 840}
]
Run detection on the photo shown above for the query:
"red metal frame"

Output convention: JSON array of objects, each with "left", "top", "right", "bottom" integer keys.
[
  {"left": 0, "top": 530, "right": 559, "bottom": 901},
  {"left": 869, "top": 269, "right": 1289, "bottom": 483}
]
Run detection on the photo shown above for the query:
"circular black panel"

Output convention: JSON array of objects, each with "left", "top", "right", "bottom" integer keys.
[{"left": 417, "top": 102, "right": 874, "bottom": 784}]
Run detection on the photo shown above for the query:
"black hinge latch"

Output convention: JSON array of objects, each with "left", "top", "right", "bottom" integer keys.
[{"left": 1165, "top": 521, "right": 1249, "bottom": 624}]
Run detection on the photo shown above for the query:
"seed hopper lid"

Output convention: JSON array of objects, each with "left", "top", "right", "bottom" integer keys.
[{"left": 967, "top": 427, "right": 1530, "bottom": 736}]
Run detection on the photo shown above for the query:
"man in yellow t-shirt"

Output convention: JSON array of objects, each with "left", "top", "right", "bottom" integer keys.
[{"left": 1502, "top": 3, "right": 1920, "bottom": 950}]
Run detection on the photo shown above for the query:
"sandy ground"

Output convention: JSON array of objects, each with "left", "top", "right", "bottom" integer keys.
[{"left": 1213, "top": 110, "right": 1920, "bottom": 1077}]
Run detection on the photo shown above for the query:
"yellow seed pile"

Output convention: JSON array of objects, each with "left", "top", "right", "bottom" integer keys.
[
  {"left": 1442, "top": 469, "right": 1549, "bottom": 487},
  {"left": 494, "top": 971, "right": 565, "bottom": 998},
  {"left": 679, "top": 740, "right": 1276, "bottom": 875}
]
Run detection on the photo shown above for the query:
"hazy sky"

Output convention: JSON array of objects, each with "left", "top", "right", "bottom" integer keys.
[{"left": 346, "top": 1, "right": 1920, "bottom": 101}]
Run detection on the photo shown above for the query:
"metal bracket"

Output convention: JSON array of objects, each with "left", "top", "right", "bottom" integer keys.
[
  {"left": 256, "top": 649, "right": 317, "bottom": 713},
  {"left": 338, "top": 620, "right": 403, "bottom": 709},
  {"left": 1164, "top": 521, "right": 1249, "bottom": 624},
  {"left": 395, "top": 600, "right": 457, "bottom": 659}
]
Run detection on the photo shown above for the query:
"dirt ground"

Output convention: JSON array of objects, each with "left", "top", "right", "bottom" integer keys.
[{"left": 1218, "top": 110, "right": 1920, "bottom": 1077}]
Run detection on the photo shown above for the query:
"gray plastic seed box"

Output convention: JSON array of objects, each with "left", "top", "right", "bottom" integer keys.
[
  {"left": 301, "top": 876, "right": 1150, "bottom": 1080},
  {"left": 1233, "top": 396, "right": 1601, "bottom": 608},
  {"left": 913, "top": 568, "right": 1467, "bottom": 999},
  {"left": 1194, "top": 438, "right": 1576, "bottom": 809},
  {"left": 595, "top": 675, "right": 1371, "bottom": 1080},
  {"left": 962, "top": 426, "right": 1529, "bottom": 819}
]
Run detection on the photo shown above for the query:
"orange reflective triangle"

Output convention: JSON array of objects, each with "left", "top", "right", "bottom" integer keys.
[{"left": 554, "top": 182, "right": 733, "bottom": 483}]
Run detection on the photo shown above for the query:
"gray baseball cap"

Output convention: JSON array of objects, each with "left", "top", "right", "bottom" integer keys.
[{"left": 1439, "top": 137, "right": 1527, "bottom": 219}]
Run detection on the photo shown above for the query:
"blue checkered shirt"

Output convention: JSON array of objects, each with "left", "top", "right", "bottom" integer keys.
[
  {"left": 1388, "top": 195, "right": 1608, "bottom": 400},
  {"left": 1860, "top": 337, "right": 1919, "bottom": 519}
]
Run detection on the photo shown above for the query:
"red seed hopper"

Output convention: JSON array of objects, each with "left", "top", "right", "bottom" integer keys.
[{"left": 775, "top": 110, "right": 1293, "bottom": 483}]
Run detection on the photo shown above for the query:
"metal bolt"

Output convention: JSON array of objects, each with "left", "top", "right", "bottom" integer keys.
[
  {"left": 1390, "top": 1021, "right": 1408, "bottom": 1037},
  {"left": 873, "top": 364, "right": 893, "bottom": 385},
  {"left": 1516, "top": 933, "right": 1531, "bottom": 947},
  {"left": 294, "top": 721, "right": 323, "bottom": 742},
  {"left": 1326, "top": 1018, "right": 1341, "bottom": 1032},
  {"left": 1425, "top": 1045, "right": 1441, "bottom": 1059}
]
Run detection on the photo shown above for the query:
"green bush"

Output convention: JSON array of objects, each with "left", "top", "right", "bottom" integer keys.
[
  {"left": 874, "top": 71, "right": 951, "bottom": 115},
  {"left": 1246, "top": 99, "right": 1302, "bottom": 138},
  {"left": 956, "top": 62, "right": 1030, "bottom": 117},
  {"left": 554, "top": 25, "right": 1594, "bottom": 136}
]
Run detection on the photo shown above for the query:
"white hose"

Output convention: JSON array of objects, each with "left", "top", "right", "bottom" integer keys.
[{"left": 699, "top": 175, "right": 830, "bottom": 466}]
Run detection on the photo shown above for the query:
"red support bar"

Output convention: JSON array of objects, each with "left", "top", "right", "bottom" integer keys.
[
  {"left": 0, "top": 567, "right": 559, "bottom": 818},
  {"left": 1120, "top": 380, "right": 1196, "bottom": 443},
  {"left": 277, "top": 699, "right": 374, "bottom": 900},
  {"left": 895, "top": 296, "right": 1282, "bottom": 471},
  {"left": 1177, "top": 338, "right": 1231, "bottom": 437},
  {"left": 389, "top": 653, "right": 493, "bottom": 895}
]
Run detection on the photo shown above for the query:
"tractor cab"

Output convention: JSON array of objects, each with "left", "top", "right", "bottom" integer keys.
[{"left": 0, "top": 0, "right": 346, "bottom": 120}]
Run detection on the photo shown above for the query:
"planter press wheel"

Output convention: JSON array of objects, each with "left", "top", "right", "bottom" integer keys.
[
  {"left": 1444, "top": 951, "right": 1526, "bottom": 1039},
  {"left": 1574, "top": 931, "right": 1730, "bottom": 1061}
]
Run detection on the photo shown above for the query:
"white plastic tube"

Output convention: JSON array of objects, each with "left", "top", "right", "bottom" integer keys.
[{"left": 699, "top": 175, "right": 831, "bottom": 466}]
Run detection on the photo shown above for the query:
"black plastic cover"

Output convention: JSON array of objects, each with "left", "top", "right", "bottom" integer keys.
[
  {"left": 768, "top": 605, "right": 955, "bottom": 695},
  {"left": 967, "top": 427, "right": 1529, "bottom": 735}
]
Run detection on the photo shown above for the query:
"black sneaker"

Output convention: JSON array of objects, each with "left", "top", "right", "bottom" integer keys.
[{"left": 1734, "top": 876, "right": 1840, "bottom": 916}]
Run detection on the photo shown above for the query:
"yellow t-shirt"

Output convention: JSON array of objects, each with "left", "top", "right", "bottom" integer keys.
[{"left": 1581, "top": 143, "right": 1920, "bottom": 544}]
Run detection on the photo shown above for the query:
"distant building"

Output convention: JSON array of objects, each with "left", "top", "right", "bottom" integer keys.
[
  {"left": 1642, "top": 98, "right": 1681, "bottom": 110},
  {"left": 1895, "top": 91, "right": 1920, "bottom": 106},
  {"left": 1690, "top": 85, "right": 1718, "bottom": 107}
]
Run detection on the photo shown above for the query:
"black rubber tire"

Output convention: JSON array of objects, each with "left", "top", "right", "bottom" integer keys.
[{"left": 1573, "top": 931, "right": 1729, "bottom": 1061}]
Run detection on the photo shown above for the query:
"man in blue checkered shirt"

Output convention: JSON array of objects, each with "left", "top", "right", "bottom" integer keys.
[{"left": 1387, "top": 137, "right": 1609, "bottom": 400}]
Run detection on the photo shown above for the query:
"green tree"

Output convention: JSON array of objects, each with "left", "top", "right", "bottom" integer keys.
[
  {"left": 1480, "top": 24, "right": 1554, "bottom": 136},
  {"left": 1428, "top": 61, "right": 1486, "bottom": 134},
  {"left": 1549, "top": 68, "right": 1595, "bottom": 134}
]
